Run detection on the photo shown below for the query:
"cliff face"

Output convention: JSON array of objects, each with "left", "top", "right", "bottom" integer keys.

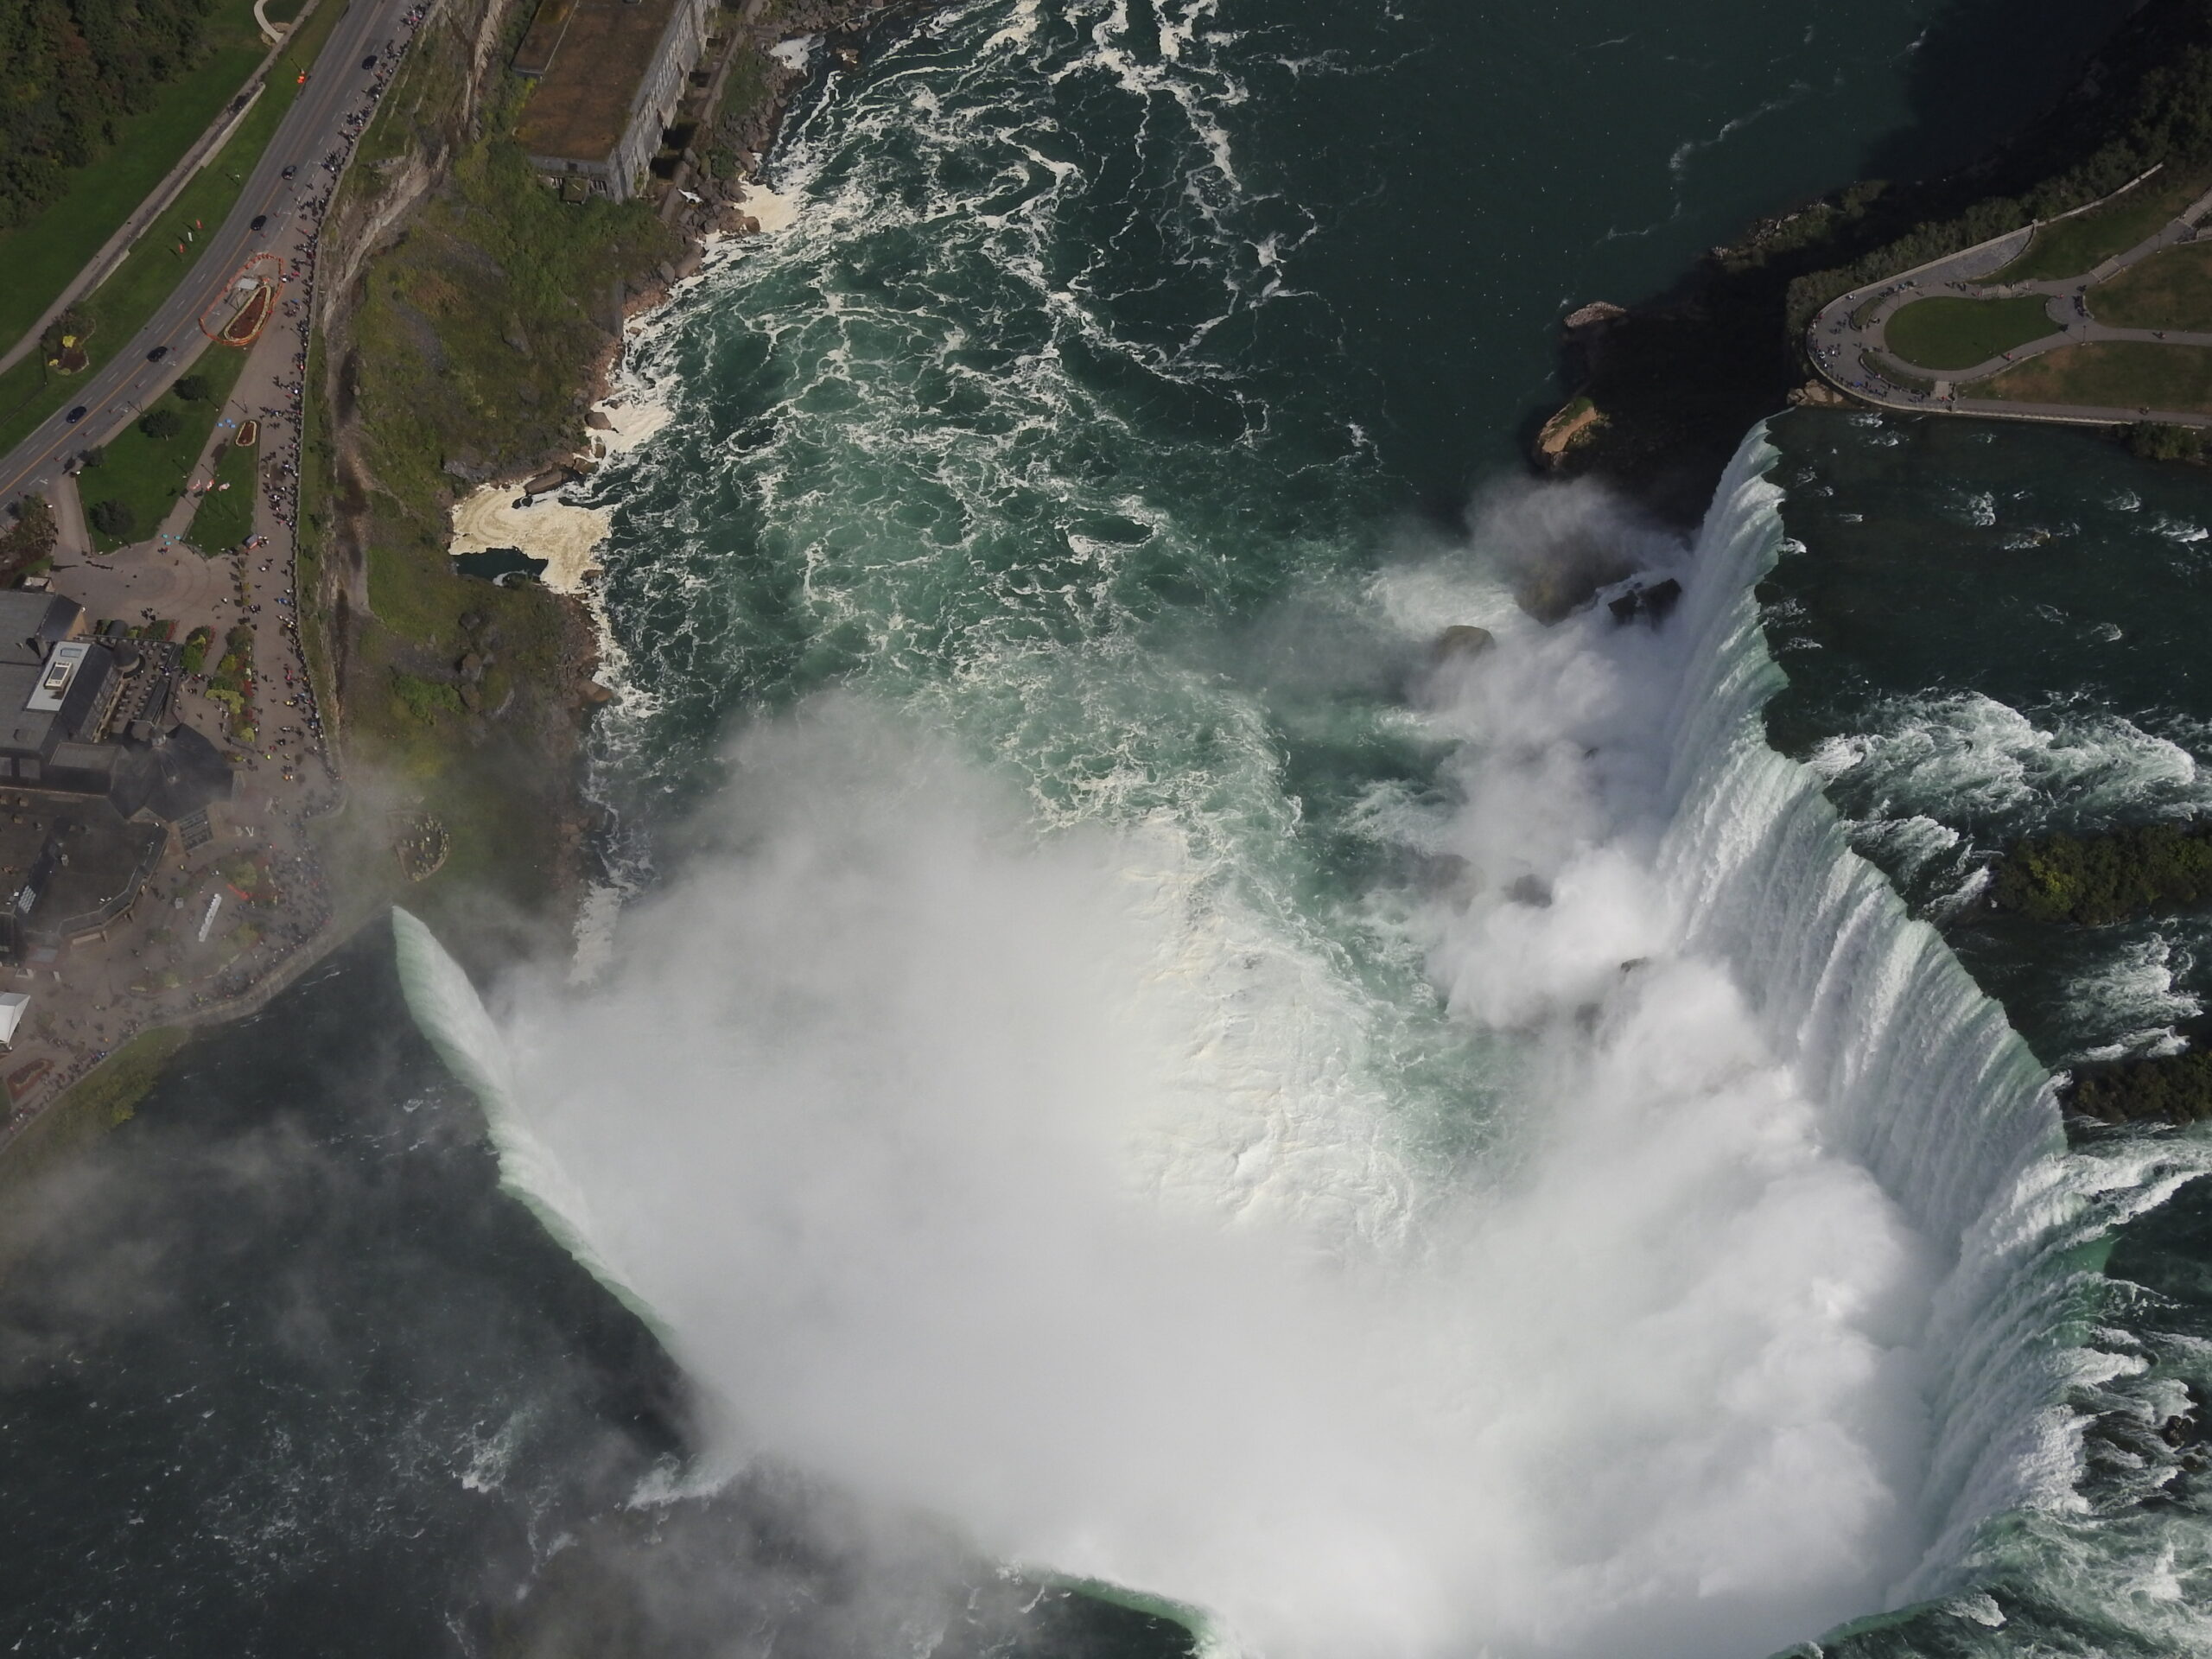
[
  {"left": 294, "top": 0, "right": 941, "bottom": 975},
  {"left": 299, "top": 0, "right": 657, "bottom": 975}
]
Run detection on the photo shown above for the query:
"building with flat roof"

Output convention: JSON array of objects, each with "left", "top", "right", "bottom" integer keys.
[
  {"left": 0, "top": 591, "right": 233, "bottom": 959},
  {"left": 514, "top": 0, "right": 712, "bottom": 201}
]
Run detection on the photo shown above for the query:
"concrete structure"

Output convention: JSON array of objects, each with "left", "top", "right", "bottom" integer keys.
[{"left": 514, "top": 0, "right": 712, "bottom": 201}]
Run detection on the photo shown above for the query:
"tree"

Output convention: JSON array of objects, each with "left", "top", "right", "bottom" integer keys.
[
  {"left": 174, "top": 373, "right": 210, "bottom": 402},
  {"left": 138, "top": 407, "right": 182, "bottom": 441},
  {"left": 0, "top": 495, "right": 58, "bottom": 575},
  {"left": 88, "top": 498, "right": 136, "bottom": 539},
  {"left": 78, "top": 446, "right": 105, "bottom": 470}
]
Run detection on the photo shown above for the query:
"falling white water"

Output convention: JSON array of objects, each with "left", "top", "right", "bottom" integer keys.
[{"left": 395, "top": 429, "right": 2195, "bottom": 1659}]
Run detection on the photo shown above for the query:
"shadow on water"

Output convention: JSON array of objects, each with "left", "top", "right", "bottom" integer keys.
[
  {"left": 1858, "top": 0, "right": 2138, "bottom": 183},
  {"left": 0, "top": 927, "right": 1193, "bottom": 1659}
]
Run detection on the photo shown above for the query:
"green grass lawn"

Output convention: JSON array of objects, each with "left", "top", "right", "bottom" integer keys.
[
  {"left": 82, "top": 346, "right": 251, "bottom": 550},
  {"left": 0, "top": 0, "right": 271, "bottom": 353},
  {"left": 0, "top": 0, "right": 350, "bottom": 457},
  {"left": 2088, "top": 240, "right": 2212, "bottom": 332},
  {"left": 1885, "top": 295, "right": 2057, "bottom": 370},
  {"left": 1997, "top": 170, "right": 2209, "bottom": 283},
  {"left": 188, "top": 429, "right": 262, "bottom": 551},
  {"left": 1986, "top": 341, "right": 2212, "bottom": 414}
]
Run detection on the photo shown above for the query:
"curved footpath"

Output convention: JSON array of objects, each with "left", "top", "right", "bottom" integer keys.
[{"left": 1810, "top": 176, "right": 2212, "bottom": 427}]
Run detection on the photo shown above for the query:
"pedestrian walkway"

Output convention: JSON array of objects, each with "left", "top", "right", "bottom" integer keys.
[{"left": 1808, "top": 175, "right": 2212, "bottom": 429}]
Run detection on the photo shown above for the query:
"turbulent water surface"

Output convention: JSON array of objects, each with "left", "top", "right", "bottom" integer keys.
[{"left": 5, "top": 1, "right": 2207, "bottom": 1656}]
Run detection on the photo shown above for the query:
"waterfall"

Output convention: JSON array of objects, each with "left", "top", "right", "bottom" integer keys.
[
  {"left": 392, "top": 908, "right": 663, "bottom": 1338},
  {"left": 390, "top": 425, "right": 2194, "bottom": 1656},
  {"left": 1654, "top": 428, "right": 2165, "bottom": 1611}
]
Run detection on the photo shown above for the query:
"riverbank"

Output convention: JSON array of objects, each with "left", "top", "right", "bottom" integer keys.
[{"left": 1535, "top": 0, "right": 2212, "bottom": 524}]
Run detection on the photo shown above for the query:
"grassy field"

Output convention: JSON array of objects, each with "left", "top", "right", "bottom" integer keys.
[
  {"left": 2088, "top": 240, "right": 2212, "bottom": 331},
  {"left": 0, "top": 0, "right": 274, "bottom": 353},
  {"left": 190, "top": 428, "right": 263, "bottom": 551},
  {"left": 82, "top": 346, "right": 253, "bottom": 550},
  {"left": 1986, "top": 341, "right": 2212, "bottom": 414},
  {"left": 0, "top": 0, "right": 351, "bottom": 457},
  {"left": 1885, "top": 296, "right": 2057, "bottom": 370},
  {"left": 1998, "top": 170, "right": 2209, "bottom": 283}
]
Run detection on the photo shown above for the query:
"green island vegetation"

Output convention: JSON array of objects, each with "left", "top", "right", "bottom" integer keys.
[
  {"left": 1884, "top": 295, "right": 2057, "bottom": 370},
  {"left": 82, "top": 340, "right": 251, "bottom": 550},
  {"left": 1990, "top": 822, "right": 2212, "bottom": 926},
  {"left": 1987, "top": 340, "right": 2212, "bottom": 413},
  {"left": 2068, "top": 1047, "right": 2212, "bottom": 1128},
  {"left": 1994, "top": 168, "right": 2210, "bottom": 283},
  {"left": 301, "top": 0, "right": 683, "bottom": 950},
  {"left": 2089, "top": 238, "right": 2212, "bottom": 330},
  {"left": 0, "top": 0, "right": 347, "bottom": 455},
  {"left": 0, "top": 0, "right": 273, "bottom": 346}
]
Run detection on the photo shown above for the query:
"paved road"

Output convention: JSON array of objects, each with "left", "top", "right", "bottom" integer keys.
[
  {"left": 0, "top": 0, "right": 416, "bottom": 505},
  {"left": 1807, "top": 181, "right": 2212, "bottom": 428}
]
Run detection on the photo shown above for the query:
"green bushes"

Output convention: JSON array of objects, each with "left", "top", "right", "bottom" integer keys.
[
  {"left": 1990, "top": 823, "right": 2212, "bottom": 925},
  {"left": 391, "top": 670, "right": 464, "bottom": 723},
  {"left": 0, "top": 493, "right": 57, "bottom": 576},
  {"left": 179, "top": 625, "right": 213, "bottom": 674},
  {"left": 2126, "top": 422, "right": 2209, "bottom": 461},
  {"left": 0, "top": 0, "right": 229, "bottom": 232},
  {"left": 2069, "top": 1048, "right": 2212, "bottom": 1126}
]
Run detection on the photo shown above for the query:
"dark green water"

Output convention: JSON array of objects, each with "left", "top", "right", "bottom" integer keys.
[{"left": 3, "top": 1, "right": 2195, "bottom": 1654}]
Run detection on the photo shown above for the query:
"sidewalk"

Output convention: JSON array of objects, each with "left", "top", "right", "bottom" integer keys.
[{"left": 1808, "top": 175, "right": 2212, "bottom": 428}]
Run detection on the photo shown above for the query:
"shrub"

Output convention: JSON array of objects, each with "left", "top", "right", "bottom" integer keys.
[
  {"left": 391, "top": 670, "right": 464, "bottom": 722},
  {"left": 88, "top": 498, "right": 136, "bottom": 538},
  {"left": 1990, "top": 821, "right": 2212, "bottom": 925},
  {"left": 137, "top": 407, "right": 182, "bottom": 441},
  {"left": 2126, "top": 422, "right": 2208, "bottom": 461},
  {"left": 180, "top": 626, "right": 213, "bottom": 674}
]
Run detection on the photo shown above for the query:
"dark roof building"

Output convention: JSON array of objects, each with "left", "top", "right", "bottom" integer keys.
[{"left": 513, "top": 0, "right": 712, "bottom": 201}]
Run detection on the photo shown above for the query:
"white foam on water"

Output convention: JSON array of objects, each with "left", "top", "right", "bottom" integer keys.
[
  {"left": 447, "top": 486, "right": 611, "bottom": 594},
  {"left": 393, "top": 431, "right": 2212, "bottom": 1659}
]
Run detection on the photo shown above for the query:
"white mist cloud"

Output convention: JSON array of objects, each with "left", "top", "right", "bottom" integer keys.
[{"left": 468, "top": 491, "right": 1948, "bottom": 1659}]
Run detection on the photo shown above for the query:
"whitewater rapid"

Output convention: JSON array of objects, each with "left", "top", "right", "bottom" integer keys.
[{"left": 393, "top": 427, "right": 2212, "bottom": 1658}]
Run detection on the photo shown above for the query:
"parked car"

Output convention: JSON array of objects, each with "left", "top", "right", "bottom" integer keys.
[
  {"left": 147, "top": 345, "right": 168, "bottom": 362},
  {"left": 66, "top": 407, "right": 86, "bottom": 423}
]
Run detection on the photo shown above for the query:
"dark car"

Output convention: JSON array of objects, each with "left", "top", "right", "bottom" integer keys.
[
  {"left": 147, "top": 345, "right": 168, "bottom": 363},
  {"left": 282, "top": 164, "right": 297, "bottom": 180},
  {"left": 361, "top": 54, "right": 378, "bottom": 70},
  {"left": 251, "top": 213, "right": 268, "bottom": 232},
  {"left": 66, "top": 407, "right": 86, "bottom": 423}
]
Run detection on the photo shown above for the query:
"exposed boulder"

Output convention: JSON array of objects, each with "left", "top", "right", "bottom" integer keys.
[{"left": 1433, "top": 624, "right": 1496, "bottom": 659}]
